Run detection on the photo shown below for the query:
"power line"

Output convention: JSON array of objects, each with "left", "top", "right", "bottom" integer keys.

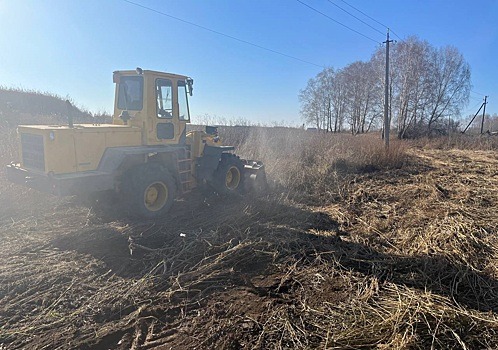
[
  {"left": 463, "top": 100, "right": 484, "bottom": 116},
  {"left": 121, "top": 0, "right": 325, "bottom": 68},
  {"left": 469, "top": 96, "right": 483, "bottom": 102},
  {"left": 338, "top": 0, "right": 387, "bottom": 31},
  {"left": 296, "top": 0, "right": 381, "bottom": 44},
  {"left": 338, "top": 0, "right": 403, "bottom": 40},
  {"left": 326, "top": 0, "right": 384, "bottom": 36},
  {"left": 470, "top": 90, "right": 486, "bottom": 96}
]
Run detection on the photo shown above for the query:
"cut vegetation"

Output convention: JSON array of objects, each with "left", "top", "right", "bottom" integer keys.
[{"left": 1, "top": 91, "right": 498, "bottom": 349}]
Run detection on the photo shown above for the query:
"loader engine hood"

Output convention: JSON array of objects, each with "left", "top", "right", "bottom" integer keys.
[{"left": 16, "top": 124, "right": 141, "bottom": 174}]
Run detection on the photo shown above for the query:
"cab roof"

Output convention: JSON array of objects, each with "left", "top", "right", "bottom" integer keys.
[{"left": 113, "top": 69, "right": 190, "bottom": 81}]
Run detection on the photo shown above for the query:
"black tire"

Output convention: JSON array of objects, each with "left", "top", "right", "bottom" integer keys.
[
  {"left": 124, "top": 166, "right": 176, "bottom": 219},
  {"left": 212, "top": 154, "right": 245, "bottom": 196}
]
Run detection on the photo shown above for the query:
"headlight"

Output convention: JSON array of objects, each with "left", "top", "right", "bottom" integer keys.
[{"left": 49, "top": 131, "right": 55, "bottom": 141}]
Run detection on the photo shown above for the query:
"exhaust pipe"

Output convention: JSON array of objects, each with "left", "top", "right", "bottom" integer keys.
[{"left": 66, "top": 100, "right": 73, "bottom": 128}]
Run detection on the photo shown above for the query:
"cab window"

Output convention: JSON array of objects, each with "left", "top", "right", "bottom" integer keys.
[
  {"left": 178, "top": 80, "right": 190, "bottom": 121},
  {"left": 117, "top": 76, "right": 143, "bottom": 110},
  {"left": 156, "top": 79, "right": 173, "bottom": 118}
]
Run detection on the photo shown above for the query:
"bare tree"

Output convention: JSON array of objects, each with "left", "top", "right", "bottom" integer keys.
[
  {"left": 342, "top": 61, "right": 382, "bottom": 134},
  {"left": 371, "top": 36, "right": 471, "bottom": 138},
  {"left": 299, "top": 67, "right": 335, "bottom": 131},
  {"left": 316, "top": 67, "right": 335, "bottom": 132},
  {"left": 331, "top": 69, "right": 347, "bottom": 132},
  {"left": 389, "top": 37, "right": 433, "bottom": 138},
  {"left": 425, "top": 46, "right": 471, "bottom": 135},
  {"left": 299, "top": 77, "right": 324, "bottom": 130}
]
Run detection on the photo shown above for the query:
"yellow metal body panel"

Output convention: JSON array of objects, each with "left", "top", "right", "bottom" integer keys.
[
  {"left": 73, "top": 131, "right": 106, "bottom": 172},
  {"left": 186, "top": 131, "right": 205, "bottom": 159},
  {"left": 18, "top": 124, "right": 142, "bottom": 174},
  {"left": 186, "top": 130, "right": 226, "bottom": 159}
]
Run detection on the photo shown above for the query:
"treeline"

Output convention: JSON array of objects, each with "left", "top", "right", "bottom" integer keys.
[
  {"left": 465, "top": 113, "right": 498, "bottom": 134},
  {"left": 193, "top": 113, "right": 299, "bottom": 128},
  {"left": 300, "top": 36, "right": 471, "bottom": 138}
]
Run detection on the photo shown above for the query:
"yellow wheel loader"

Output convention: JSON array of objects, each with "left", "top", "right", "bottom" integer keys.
[{"left": 6, "top": 68, "right": 266, "bottom": 218}]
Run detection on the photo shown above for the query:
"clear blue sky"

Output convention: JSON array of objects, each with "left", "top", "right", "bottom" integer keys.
[{"left": 0, "top": 0, "right": 496, "bottom": 125}]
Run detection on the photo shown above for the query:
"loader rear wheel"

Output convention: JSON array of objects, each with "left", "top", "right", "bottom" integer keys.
[
  {"left": 125, "top": 167, "right": 176, "bottom": 219},
  {"left": 212, "top": 154, "right": 245, "bottom": 195},
  {"left": 144, "top": 181, "right": 169, "bottom": 212}
]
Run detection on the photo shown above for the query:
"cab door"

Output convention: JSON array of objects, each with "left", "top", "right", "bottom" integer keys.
[
  {"left": 149, "top": 78, "right": 190, "bottom": 145},
  {"left": 154, "top": 78, "right": 177, "bottom": 143}
]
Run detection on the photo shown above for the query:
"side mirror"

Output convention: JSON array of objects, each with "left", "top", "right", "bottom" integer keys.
[
  {"left": 119, "top": 110, "right": 131, "bottom": 125},
  {"left": 186, "top": 78, "right": 194, "bottom": 96},
  {"left": 113, "top": 72, "right": 121, "bottom": 83}
]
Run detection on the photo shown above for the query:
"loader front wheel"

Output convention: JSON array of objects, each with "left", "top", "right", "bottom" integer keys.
[
  {"left": 212, "top": 155, "right": 245, "bottom": 195},
  {"left": 126, "top": 167, "right": 176, "bottom": 219}
]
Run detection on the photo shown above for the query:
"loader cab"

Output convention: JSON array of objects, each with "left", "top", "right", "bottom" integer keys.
[{"left": 113, "top": 69, "right": 193, "bottom": 146}]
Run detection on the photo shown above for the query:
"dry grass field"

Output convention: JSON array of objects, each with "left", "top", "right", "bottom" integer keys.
[{"left": 1, "top": 121, "right": 498, "bottom": 349}]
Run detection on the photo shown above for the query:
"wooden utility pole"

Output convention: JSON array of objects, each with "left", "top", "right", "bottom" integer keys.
[
  {"left": 462, "top": 100, "right": 485, "bottom": 134},
  {"left": 383, "top": 30, "right": 393, "bottom": 148},
  {"left": 480, "top": 95, "right": 488, "bottom": 134}
]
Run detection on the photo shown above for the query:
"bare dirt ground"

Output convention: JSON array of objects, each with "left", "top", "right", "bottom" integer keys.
[{"left": 1, "top": 147, "right": 498, "bottom": 349}]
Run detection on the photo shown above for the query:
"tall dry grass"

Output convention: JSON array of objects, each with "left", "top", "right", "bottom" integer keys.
[
  {"left": 218, "top": 127, "right": 407, "bottom": 202},
  {"left": 410, "top": 132, "right": 498, "bottom": 150},
  {"left": 0, "top": 126, "right": 18, "bottom": 166}
]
